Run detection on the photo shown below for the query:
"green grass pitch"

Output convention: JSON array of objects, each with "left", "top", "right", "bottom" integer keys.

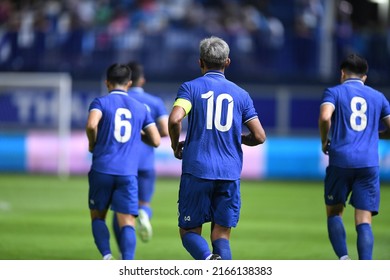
[{"left": 0, "top": 174, "right": 389, "bottom": 260}]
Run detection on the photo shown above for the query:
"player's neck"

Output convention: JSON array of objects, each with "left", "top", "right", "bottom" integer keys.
[{"left": 202, "top": 68, "right": 225, "bottom": 75}]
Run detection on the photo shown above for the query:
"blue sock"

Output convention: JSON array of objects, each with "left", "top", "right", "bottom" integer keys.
[
  {"left": 327, "top": 216, "right": 348, "bottom": 258},
  {"left": 139, "top": 205, "right": 153, "bottom": 219},
  {"left": 212, "top": 238, "right": 231, "bottom": 260},
  {"left": 356, "top": 223, "right": 373, "bottom": 260},
  {"left": 112, "top": 213, "right": 120, "bottom": 249},
  {"left": 120, "top": 225, "right": 136, "bottom": 260},
  {"left": 92, "top": 219, "right": 111, "bottom": 257},
  {"left": 182, "top": 232, "right": 211, "bottom": 260}
]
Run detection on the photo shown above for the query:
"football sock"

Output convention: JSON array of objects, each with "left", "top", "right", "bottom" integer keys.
[
  {"left": 120, "top": 225, "right": 137, "bottom": 260},
  {"left": 182, "top": 232, "right": 211, "bottom": 260},
  {"left": 92, "top": 219, "right": 111, "bottom": 257},
  {"left": 212, "top": 238, "right": 231, "bottom": 260},
  {"left": 139, "top": 205, "right": 153, "bottom": 219},
  {"left": 327, "top": 215, "right": 348, "bottom": 258},
  {"left": 356, "top": 223, "right": 373, "bottom": 260},
  {"left": 112, "top": 213, "right": 121, "bottom": 249}
]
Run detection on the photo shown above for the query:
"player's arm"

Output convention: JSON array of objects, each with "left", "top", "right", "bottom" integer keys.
[
  {"left": 379, "top": 116, "right": 390, "bottom": 139},
  {"left": 242, "top": 117, "right": 266, "bottom": 146},
  {"left": 168, "top": 106, "right": 185, "bottom": 159},
  {"left": 142, "top": 123, "right": 161, "bottom": 147},
  {"left": 318, "top": 103, "right": 334, "bottom": 154},
  {"left": 157, "top": 115, "right": 169, "bottom": 137},
  {"left": 168, "top": 99, "right": 190, "bottom": 159},
  {"left": 85, "top": 109, "right": 102, "bottom": 152}
]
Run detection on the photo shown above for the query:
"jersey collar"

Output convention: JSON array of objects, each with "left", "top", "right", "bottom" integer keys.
[
  {"left": 343, "top": 78, "right": 364, "bottom": 85},
  {"left": 109, "top": 89, "right": 128, "bottom": 95}
]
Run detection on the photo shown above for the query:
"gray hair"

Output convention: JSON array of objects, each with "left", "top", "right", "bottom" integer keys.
[{"left": 199, "top": 36, "right": 230, "bottom": 69}]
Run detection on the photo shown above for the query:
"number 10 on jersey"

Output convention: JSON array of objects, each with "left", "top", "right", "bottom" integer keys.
[{"left": 202, "top": 91, "right": 233, "bottom": 132}]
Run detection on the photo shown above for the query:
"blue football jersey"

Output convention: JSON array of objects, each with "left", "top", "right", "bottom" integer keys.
[
  {"left": 128, "top": 87, "right": 168, "bottom": 170},
  {"left": 88, "top": 90, "right": 155, "bottom": 175},
  {"left": 321, "top": 79, "right": 390, "bottom": 168},
  {"left": 177, "top": 71, "right": 258, "bottom": 180}
]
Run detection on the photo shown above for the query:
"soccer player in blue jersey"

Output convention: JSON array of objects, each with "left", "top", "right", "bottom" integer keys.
[
  {"left": 168, "top": 36, "right": 266, "bottom": 260},
  {"left": 319, "top": 54, "right": 390, "bottom": 260},
  {"left": 86, "top": 63, "right": 161, "bottom": 260},
  {"left": 112, "top": 61, "right": 168, "bottom": 244}
]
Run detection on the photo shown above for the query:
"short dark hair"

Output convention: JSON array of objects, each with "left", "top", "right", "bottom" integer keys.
[
  {"left": 127, "top": 61, "right": 144, "bottom": 83},
  {"left": 340, "top": 53, "right": 368, "bottom": 76},
  {"left": 106, "top": 63, "right": 132, "bottom": 85}
]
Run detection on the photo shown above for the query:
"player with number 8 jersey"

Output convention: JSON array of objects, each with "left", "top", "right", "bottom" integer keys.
[
  {"left": 319, "top": 53, "right": 390, "bottom": 260},
  {"left": 321, "top": 80, "right": 390, "bottom": 168}
]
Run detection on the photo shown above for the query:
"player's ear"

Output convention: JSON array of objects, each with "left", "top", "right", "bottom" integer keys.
[
  {"left": 340, "top": 69, "right": 346, "bottom": 83},
  {"left": 225, "top": 58, "right": 231, "bottom": 68},
  {"left": 140, "top": 76, "right": 146, "bottom": 86},
  {"left": 199, "top": 59, "right": 204, "bottom": 68},
  {"left": 126, "top": 80, "right": 132, "bottom": 89}
]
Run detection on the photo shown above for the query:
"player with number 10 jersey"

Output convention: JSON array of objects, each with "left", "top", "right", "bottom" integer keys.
[
  {"left": 177, "top": 70, "right": 258, "bottom": 180},
  {"left": 169, "top": 36, "right": 266, "bottom": 260}
]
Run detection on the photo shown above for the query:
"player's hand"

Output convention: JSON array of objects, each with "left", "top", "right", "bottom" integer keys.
[
  {"left": 174, "top": 141, "right": 184, "bottom": 159},
  {"left": 322, "top": 140, "right": 330, "bottom": 155},
  {"left": 88, "top": 143, "right": 95, "bottom": 153}
]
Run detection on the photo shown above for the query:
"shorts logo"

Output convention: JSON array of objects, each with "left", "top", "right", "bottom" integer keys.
[
  {"left": 184, "top": 216, "right": 191, "bottom": 222},
  {"left": 327, "top": 195, "right": 334, "bottom": 200}
]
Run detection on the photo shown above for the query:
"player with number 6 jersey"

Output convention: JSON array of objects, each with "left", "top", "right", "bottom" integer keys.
[
  {"left": 86, "top": 63, "right": 160, "bottom": 260},
  {"left": 169, "top": 36, "right": 266, "bottom": 260},
  {"left": 319, "top": 53, "right": 390, "bottom": 260}
]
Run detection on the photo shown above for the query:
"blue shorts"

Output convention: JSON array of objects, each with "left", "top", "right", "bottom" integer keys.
[
  {"left": 324, "top": 166, "right": 380, "bottom": 215},
  {"left": 138, "top": 169, "right": 156, "bottom": 203},
  {"left": 88, "top": 169, "right": 138, "bottom": 216},
  {"left": 178, "top": 173, "right": 241, "bottom": 229}
]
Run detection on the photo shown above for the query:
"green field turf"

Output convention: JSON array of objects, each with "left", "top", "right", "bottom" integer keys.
[{"left": 0, "top": 174, "right": 389, "bottom": 260}]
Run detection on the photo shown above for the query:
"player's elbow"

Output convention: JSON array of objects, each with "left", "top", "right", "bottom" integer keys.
[
  {"left": 244, "top": 131, "right": 266, "bottom": 146},
  {"left": 318, "top": 115, "right": 330, "bottom": 124},
  {"left": 168, "top": 108, "right": 185, "bottom": 129},
  {"left": 151, "top": 139, "right": 160, "bottom": 148},
  {"left": 158, "top": 118, "right": 169, "bottom": 137},
  {"left": 159, "top": 127, "right": 169, "bottom": 138},
  {"left": 85, "top": 123, "right": 96, "bottom": 135},
  {"left": 318, "top": 107, "right": 333, "bottom": 124},
  {"left": 253, "top": 127, "right": 266, "bottom": 145},
  {"left": 147, "top": 135, "right": 160, "bottom": 148},
  {"left": 143, "top": 125, "right": 161, "bottom": 147},
  {"left": 318, "top": 117, "right": 330, "bottom": 130},
  {"left": 151, "top": 130, "right": 161, "bottom": 147},
  {"left": 255, "top": 132, "right": 266, "bottom": 145},
  {"left": 168, "top": 115, "right": 181, "bottom": 129},
  {"left": 149, "top": 132, "right": 161, "bottom": 148}
]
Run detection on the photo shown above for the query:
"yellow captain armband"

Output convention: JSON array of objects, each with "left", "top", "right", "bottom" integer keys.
[{"left": 173, "top": 98, "right": 192, "bottom": 116}]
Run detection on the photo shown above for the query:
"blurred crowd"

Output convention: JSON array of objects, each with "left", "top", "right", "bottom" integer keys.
[{"left": 0, "top": 0, "right": 389, "bottom": 83}]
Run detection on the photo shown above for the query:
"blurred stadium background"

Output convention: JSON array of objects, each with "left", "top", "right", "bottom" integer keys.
[{"left": 0, "top": 0, "right": 390, "bottom": 259}]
